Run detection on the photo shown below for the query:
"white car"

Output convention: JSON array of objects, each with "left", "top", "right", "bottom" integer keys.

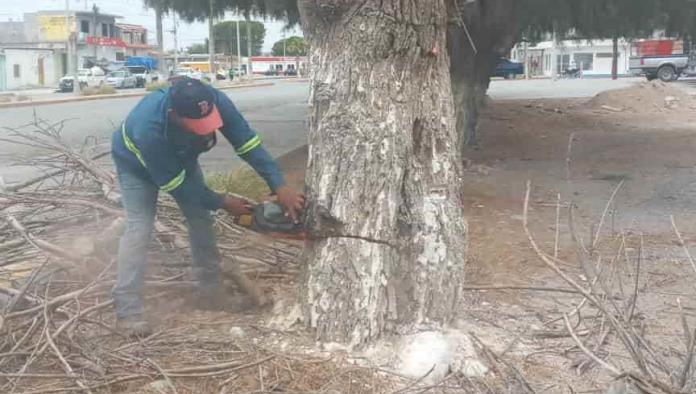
[
  {"left": 105, "top": 70, "right": 138, "bottom": 89},
  {"left": 173, "top": 68, "right": 206, "bottom": 81},
  {"left": 59, "top": 67, "right": 106, "bottom": 92}
]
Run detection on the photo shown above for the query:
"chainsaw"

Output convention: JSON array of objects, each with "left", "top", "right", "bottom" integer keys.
[
  {"left": 223, "top": 201, "right": 305, "bottom": 308},
  {"left": 234, "top": 201, "right": 306, "bottom": 239}
]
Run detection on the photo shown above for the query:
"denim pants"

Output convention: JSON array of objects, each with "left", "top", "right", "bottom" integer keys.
[{"left": 113, "top": 166, "right": 221, "bottom": 319}]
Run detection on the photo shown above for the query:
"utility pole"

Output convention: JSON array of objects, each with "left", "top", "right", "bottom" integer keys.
[
  {"left": 170, "top": 13, "right": 179, "bottom": 73},
  {"left": 155, "top": 7, "right": 164, "bottom": 77},
  {"left": 523, "top": 40, "right": 529, "bottom": 80},
  {"left": 235, "top": 10, "right": 241, "bottom": 77},
  {"left": 208, "top": 0, "right": 216, "bottom": 81},
  {"left": 65, "top": 0, "right": 81, "bottom": 94},
  {"left": 65, "top": 0, "right": 72, "bottom": 78},
  {"left": 245, "top": 13, "right": 252, "bottom": 80},
  {"left": 92, "top": 4, "right": 98, "bottom": 59}
]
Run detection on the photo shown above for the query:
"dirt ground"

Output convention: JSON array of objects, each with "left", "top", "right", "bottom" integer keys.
[
  {"left": 274, "top": 81, "right": 696, "bottom": 392},
  {"left": 6, "top": 81, "right": 696, "bottom": 393}
]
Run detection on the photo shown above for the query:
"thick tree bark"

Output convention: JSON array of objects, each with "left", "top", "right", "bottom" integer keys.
[
  {"left": 299, "top": 0, "right": 467, "bottom": 347},
  {"left": 612, "top": 36, "right": 619, "bottom": 80},
  {"left": 449, "top": 0, "right": 518, "bottom": 148}
]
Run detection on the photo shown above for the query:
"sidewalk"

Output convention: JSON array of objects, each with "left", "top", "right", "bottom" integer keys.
[{"left": 0, "top": 80, "right": 276, "bottom": 109}]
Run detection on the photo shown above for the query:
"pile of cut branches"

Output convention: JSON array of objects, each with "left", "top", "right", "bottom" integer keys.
[
  {"left": 0, "top": 119, "right": 390, "bottom": 393},
  {"left": 524, "top": 181, "right": 696, "bottom": 393}
]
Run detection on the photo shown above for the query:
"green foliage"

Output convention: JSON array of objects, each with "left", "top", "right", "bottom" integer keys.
[
  {"left": 214, "top": 21, "right": 266, "bottom": 56},
  {"left": 143, "top": 0, "right": 299, "bottom": 26},
  {"left": 271, "top": 36, "right": 308, "bottom": 56},
  {"left": 188, "top": 41, "right": 208, "bottom": 54},
  {"left": 518, "top": 0, "right": 696, "bottom": 42},
  {"left": 207, "top": 167, "right": 270, "bottom": 202},
  {"left": 81, "top": 84, "right": 116, "bottom": 96}
]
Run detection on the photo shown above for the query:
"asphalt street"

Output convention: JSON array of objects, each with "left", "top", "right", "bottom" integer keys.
[
  {"left": 1, "top": 77, "right": 673, "bottom": 186},
  {"left": 0, "top": 80, "right": 310, "bottom": 185}
]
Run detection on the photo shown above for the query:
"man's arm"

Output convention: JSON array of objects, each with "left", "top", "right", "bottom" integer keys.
[
  {"left": 213, "top": 89, "right": 305, "bottom": 220},
  {"left": 214, "top": 90, "right": 286, "bottom": 192}
]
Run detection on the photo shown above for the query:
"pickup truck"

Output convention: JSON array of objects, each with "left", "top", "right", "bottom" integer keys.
[
  {"left": 58, "top": 67, "right": 106, "bottom": 92},
  {"left": 629, "top": 54, "right": 696, "bottom": 82},
  {"left": 125, "top": 66, "right": 160, "bottom": 88},
  {"left": 493, "top": 58, "right": 525, "bottom": 79}
]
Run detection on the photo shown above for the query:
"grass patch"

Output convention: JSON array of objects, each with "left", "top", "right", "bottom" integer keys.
[
  {"left": 82, "top": 84, "right": 116, "bottom": 96},
  {"left": 146, "top": 81, "right": 170, "bottom": 91},
  {"left": 207, "top": 167, "right": 270, "bottom": 202}
]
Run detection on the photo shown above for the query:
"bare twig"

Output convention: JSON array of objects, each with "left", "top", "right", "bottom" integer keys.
[
  {"left": 563, "top": 314, "right": 621, "bottom": 376},
  {"left": 592, "top": 180, "right": 624, "bottom": 249},
  {"left": 671, "top": 215, "right": 696, "bottom": 277},
  {"left": 565, "top": 132, "right": 574, "bottom": 181},
  {"left": 554, "top": 193, "right": 561, "bottom": 259}
]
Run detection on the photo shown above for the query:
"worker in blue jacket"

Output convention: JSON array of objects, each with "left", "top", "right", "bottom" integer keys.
[{"left": 111, "top": 77, "right": 304, "bottom": 336}]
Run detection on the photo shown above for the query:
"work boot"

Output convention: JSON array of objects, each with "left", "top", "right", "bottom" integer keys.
[
  {"left": 115, "top": 315, "right": 153, "bottom": 338},
  {"left": 192, "top": 286, "right": 255, "bottom": 313}
]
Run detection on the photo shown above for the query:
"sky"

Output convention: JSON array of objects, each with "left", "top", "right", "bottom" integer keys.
[{"left": 0, "top": 0, "right": 303, "bottom": 53}]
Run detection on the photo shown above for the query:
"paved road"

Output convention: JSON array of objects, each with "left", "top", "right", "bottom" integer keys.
[
  {"left": 488, "top": 77, "right": 642, "bottom": 100},
  {"left": 0, "top": 81, "right": 309, "bottom": 185},
  {"left": 1, "top": 77, "right": 658, "bottom": 185}
]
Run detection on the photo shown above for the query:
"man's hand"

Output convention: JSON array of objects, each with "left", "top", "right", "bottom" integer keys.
[
  {"left": 222, "top": 195, "right": 252, "bottom": 216},
  {"left": 275, "top": 186, "right": 305, "bottom": 223}
]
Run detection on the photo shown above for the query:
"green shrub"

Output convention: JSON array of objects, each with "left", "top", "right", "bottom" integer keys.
[
  {"left": 206, "top": 167, "right": 270, "bottom": 202},
  {"left": 146, "top": 81, "right": 170, "bottom": 91},
  {"left": 81, "top": 84, "right": 116, "bottom": 96}
]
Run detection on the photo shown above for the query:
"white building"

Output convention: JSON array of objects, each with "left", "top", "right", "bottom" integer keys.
[
  {"left": 243, "top": 56, "right": 308, "bottom": 75},
  {"left": 0, "top": 47, "right": 59, "bottom": 90},
  {"left": 511, "top": 38, "right": 632, "bottom": 77}
]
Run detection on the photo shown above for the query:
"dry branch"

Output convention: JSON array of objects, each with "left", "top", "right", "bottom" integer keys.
[{"left": 524, "top": 180, "right": 696, "bottom": 392}]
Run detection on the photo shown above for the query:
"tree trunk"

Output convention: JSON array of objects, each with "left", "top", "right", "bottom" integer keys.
[
  {"left": 448, "top": 18, "right": 477, "bottom": 149},
  {"left": 155, "top": 7, "right": 164, "bottom": 76},
  {"left": 448, "top": 0, "right": 518, "bottom": 148},
  {"left": 298, "top": 1, "right": 467, "bottom": 347},
  {"left": 208, "top": 0, "right": 216, "bottom": 78},
  {"left": 612, "top": 36, "right": 619, "bottom": 80}
]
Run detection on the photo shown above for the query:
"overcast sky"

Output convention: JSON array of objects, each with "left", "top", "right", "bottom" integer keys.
[{"left": 0, "top": 0, "right": 303, "bottom": 53}]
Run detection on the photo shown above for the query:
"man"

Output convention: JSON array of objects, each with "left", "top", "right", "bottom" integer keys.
[{"left": 111, "top": 77, "right": 304, "bottom": 336}]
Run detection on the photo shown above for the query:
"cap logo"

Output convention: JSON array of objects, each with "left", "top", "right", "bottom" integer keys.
[{"left": 198, "top": 101, "right": 210, "bottom": 116}]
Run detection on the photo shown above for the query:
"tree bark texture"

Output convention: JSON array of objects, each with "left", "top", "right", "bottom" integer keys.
[
  {"left": 298, "top": 0, "right": 468, "bottom": 347},
  {"left": 448, "top": 0, "right": 518, "bottom": 148}
]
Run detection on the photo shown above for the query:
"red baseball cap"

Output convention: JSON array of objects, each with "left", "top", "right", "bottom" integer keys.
[{"left": 169, "top": 78, "right": 223, "bottom": 135}]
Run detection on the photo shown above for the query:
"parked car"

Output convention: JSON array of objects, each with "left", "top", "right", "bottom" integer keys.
[
  {"left": 284, "top": 68, "right": 298, "bottom": 76},
  {"left": 58, "top": 67, "right": 106, "bottom": 92},
  {"left": 629, "top": 54, "right": 694, "bottom": 82},
  {"left": 493, "top": 58, "right": 525, "bottom": 79},
  {"left": 125, "top": 66, "right": 160, "bottom": 88},
  {"left": 104, "top": 70, "right": 138, "bottom": 89},
  {"left": 173, "top": 67, "right": 205, "bottom": 80}
]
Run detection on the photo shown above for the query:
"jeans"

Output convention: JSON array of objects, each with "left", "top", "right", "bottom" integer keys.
[{"left": 113, "top": 166, "right": 221, "bottom": 319}]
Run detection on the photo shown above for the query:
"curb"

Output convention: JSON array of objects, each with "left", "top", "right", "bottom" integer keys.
[{"left": 0, "top": 82, "right": 276, "bottom": 109}]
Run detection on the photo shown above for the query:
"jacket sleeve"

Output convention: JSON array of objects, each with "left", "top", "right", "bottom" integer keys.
[
  {"left": 130, "top": 126, "right": 225, "bottom": 210},
  {"left": 214, "top": 90, "right": 286, "bottom": 192}
]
